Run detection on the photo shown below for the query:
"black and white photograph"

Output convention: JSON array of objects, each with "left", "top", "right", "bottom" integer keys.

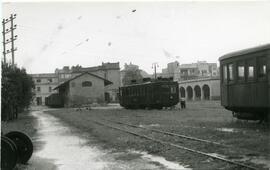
[{"left": 1, "top": 1, "right": 270, "bottom": 170}]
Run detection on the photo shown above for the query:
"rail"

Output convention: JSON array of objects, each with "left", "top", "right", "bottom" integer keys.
[{"left": 90, "top": 118, "right": 259, "bottom": 170}]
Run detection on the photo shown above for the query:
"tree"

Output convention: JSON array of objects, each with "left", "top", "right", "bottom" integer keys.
[
  {"left": 1, "top": 62, "right": 35, "bottom": 121},
  {"left": 122, "top": 68, "right": 143, "bottom": 86}
]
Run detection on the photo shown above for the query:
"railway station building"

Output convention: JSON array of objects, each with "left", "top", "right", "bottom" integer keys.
[
  {"left": 31, "top": 62, "right": 121, "bottom": 106},
  {"left": 55, "top": 62, "right": 121, "bottom": 103},
  {"left": 54, "top": 72, "right": 112, "bottom": 107}
]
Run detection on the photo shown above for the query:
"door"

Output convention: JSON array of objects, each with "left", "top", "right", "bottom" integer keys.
[
  {"left": 36, "top": 97, "right": 42, "bottom": 105},
  {"left": 105, "top": 92, "right": 110, "bottom": 103}
]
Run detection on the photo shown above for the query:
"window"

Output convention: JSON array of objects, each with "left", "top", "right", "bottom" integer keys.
[
  {"left": 161, "top": 85, "right": 170, "bottom": 93},
  {"left": 65, "top": 74, "right": 71, "bottom": 79},
  {"left": 246, "top": 59, "right": 255, "bottom": 80},
  {"left": 71, "top": 82, "right": 76, "bottom": 87},
  {"left": 258, "top": 56, "right": 267, "bottom": 78},
  {"left": 48, "top": 78, "right": 52, "bottom": 83},
  {"left": 170, "top": 86, "right": 176, "bottom": 94},
  {"left": 36, "top": 79, "right": 41, "bottom": 83},
  {"left": 82, "top": 81, "right": 92, "bottom": 87},
  {"left": 228, "top": 64, "right": 234, "bottom": 81},
  {"left": 223, "top": 65, "right": 227, "bottom": 82},
  {"left": 248, "top": 66, "right": 254, "bottom": 79},
  {"left": 37, "top": 87, "right": 41, "bottom": 92},
  {"left": 49, "top": 87, "right": 52, "bottom": 92},
  {"left": 237, "top": 61, "right": 245, "bottom": 80},
  {"left": 120, "top": 89, "right": 122, "bottom": 96}
]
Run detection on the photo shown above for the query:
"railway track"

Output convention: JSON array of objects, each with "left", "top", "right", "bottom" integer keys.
[
  {"left": 89, "top": 117, "right": 260, "bottom": 170},
  {"left": 100, "top": 118, "right": 266, "bottom": 156}
]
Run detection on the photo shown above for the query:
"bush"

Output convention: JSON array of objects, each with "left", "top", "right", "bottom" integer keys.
[{"left": 1, "top": 62, "right": 35, "bottom": 121}]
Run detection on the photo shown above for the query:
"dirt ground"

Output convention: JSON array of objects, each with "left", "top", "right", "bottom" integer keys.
[
  {"left": 2, "top": 101, "right": 269, "bottom": 170},
  {"left": 44, "top": 100, "right": 270, "bottom": 170},
  {"left": 1, "top": 109, "right": 39, "bottom": 170}
]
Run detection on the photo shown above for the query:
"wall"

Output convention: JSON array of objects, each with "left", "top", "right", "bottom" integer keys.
[
  {"left": 68, "top": 74, "right": 105, "bottom": 106},
  {"left": 210, "top": 80, "right": 221, "bottom": 100},
  {"left": 104, "top": 69, "right": 121, "bottom": 102},
  {"left": 178, "top": 78, "right": 220, "bottom": 100}
]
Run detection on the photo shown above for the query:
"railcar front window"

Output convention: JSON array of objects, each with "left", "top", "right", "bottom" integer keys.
[
  {"left": 161, "top": 85, "right": 170, "bottom": 93},
  {"left": 223, "top": 65, "right": 227, "bottom": 83},
  {"left": 170, "top": 86, "right": 176, "bottom": 94},
  {"left": 228, "top": 64, "right": 234, "bottom": 81}
]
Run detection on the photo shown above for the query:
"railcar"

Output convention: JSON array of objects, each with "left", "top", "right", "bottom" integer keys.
[
  {"left": 219, "top": 44, "right": 270, "bottom": 121},
  {"left": 119, "top": 79, "right": 179, "bottom": 109},
  {"left": 45, "top": 93, "right": 64, "bottom": 108}
]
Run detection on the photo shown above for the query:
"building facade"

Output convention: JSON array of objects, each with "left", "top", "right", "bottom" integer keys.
[
  {"left": 178, "top": 77, "right": 220, "bottom": 101},
  {"left": 31, "top": 62, "right": 120, "bottom": 106},
  {"left": 31, "top": 73, "right": 58, "bottom": 105},
  {"left": 178, "top": 61, "right": 218, "bottom": 81},
  {"left": 55, "top": 62, "right": 121, "bottom": 102},
  {"left": 54, "top": 72, "right": 112, "bottom": 107}
]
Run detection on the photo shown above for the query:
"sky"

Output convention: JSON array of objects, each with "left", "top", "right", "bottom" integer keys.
[{"left": 2, "top": 1, "right": 270, "bottom": 74}]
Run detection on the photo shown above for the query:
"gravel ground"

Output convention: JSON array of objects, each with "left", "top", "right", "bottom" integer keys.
[{"left": 44, "top": 100, "right": 270, "bottom": 170}]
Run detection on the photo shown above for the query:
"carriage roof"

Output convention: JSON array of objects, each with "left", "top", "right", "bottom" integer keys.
[{"left": 219, "top": 43, "right": 270, "bottom": 61}]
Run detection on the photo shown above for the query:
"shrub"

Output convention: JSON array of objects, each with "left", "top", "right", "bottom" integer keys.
[{"left": 1, "top": 62, "right": 35, "bottom": 121}]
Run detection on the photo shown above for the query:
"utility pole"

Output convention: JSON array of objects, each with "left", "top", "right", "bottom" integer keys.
[
  {"left": 2, "top": 14, "right": 17, "bottom": 66},
  {"left": 152, "top": 62, "right": 159, "bottom": 80}
]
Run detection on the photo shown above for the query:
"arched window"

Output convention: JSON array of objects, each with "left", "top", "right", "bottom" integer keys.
[{"left": 82, "top": 81, "right": 92, "bottom": 87}]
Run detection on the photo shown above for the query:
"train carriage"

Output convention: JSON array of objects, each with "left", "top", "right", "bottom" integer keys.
[
  {"left": 45, "top": 93, "right": 64, "bottom": 108},
  {"left": 119, "top": 79, "right": 179, "bottom": 109},
  {"left": 219, "top": 44, "right": 270, "bottom": 121}
]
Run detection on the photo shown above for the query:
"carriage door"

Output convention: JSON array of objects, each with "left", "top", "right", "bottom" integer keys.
[{"left": 221, "top": 64, "right": 228, "bottom": 106}]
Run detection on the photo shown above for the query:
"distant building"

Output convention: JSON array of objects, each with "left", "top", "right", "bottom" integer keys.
[
  {"left": 31, "top": 62, "right": 120, "bottom": 106},
  {"left": 157, "top": 61, "right": 218, "bottom": 81},
  {"left": 54, "top": 72, "right": 112, "bottom": 107},
  {"left": 120, "top": 62, "right": 150, "bottom": 86},
  {"left": 167, "top": 61, "right": 180, "bottom": 78},
  {"left": 178, "top": 61, "right": 218, "bottom": 81},
  {"left": 31, "top": 73, "right": 58, "bottom": 105},
  {"left": 55, "top": 62, "right": 121, "bottom": 102},
  {"left": 158, "top": 61, "right": 180, "bottom": 80}
]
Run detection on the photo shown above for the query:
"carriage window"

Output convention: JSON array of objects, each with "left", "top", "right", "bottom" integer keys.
[
  {"left": 248, "top": 66, "right": 254, "bottom": 79},
  {"left": 237, "top": 62, "right": 245, "bottom": 80},
  {"left": 228, "top": 64, "right": 234, "bottom": 81},
  {"left": 170, "top": 86, "right": 176, "bottom": 94},
  {"left": 223, "top": 65, "right": 227, "bottom": 83},
  {"left": 258, "top": 56, "right": 267, "bottom": 78}
]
